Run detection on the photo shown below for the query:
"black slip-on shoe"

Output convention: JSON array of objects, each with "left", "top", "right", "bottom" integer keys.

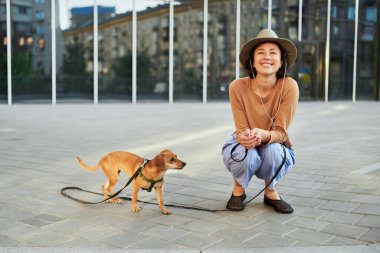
[
  {"left": 264, "top": 195, "right": 293, "bottom": 214},
  {"left": 226, "top": 193, "right": 246, "bottom": 211}
]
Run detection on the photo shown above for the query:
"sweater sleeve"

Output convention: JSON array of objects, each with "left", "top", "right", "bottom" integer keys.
[
  {"left": 229, "top": 80, "right": 250, "bottom": 135},
  {"left": 267, "top": 78, "right": 299, "bottom": 145}
]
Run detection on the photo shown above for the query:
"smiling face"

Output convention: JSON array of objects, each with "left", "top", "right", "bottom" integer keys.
[{"left": 252, "top": 42, "right": 283, "bottom": 76}]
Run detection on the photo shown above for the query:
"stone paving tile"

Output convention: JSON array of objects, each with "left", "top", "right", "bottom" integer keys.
[
  {"left": 100, "top": 230, "right": 147, "bottom": 248},
  {"left": 285, "top": 228, "right": 334, "bottom": 245},
  {"left": 243, "top": 232, "right": 298, "bottom": 247},
  {"left": 319, "top": 211, "right": 364, "bottom": 225},
  {"left": 319, "top": 200, "right": 361, "bottom": 213},
  {"left": 284, "top": 216, "right": 330, "bottom": 231},
  {"left": 172, "top": 231, "right": 222, "bottom": 250},
  {"left": 76, "top": 226, "right": 121, "bottom": 241},
  {"left": 356, "top": 215, "right": 380, "bottom": 228},
  {"left": 22, "top": 231, "right": 77, "bottom": 247},
  {"left": 351, "top": 195, "right": 380, "bottom": 205},
  {"left": 210, "top": 226, "right": 259, "bottom": 242},
  {"left": 288, "top": 197, "right": 327, "bottom": 208},
  {"left": 149, "top": 214, "right": 194, "bottom": 227},
  {"left": 131, "top": 237, "right": 187, "bottom": 249},
  {"left": 292, "top": 206, "right": 328, "bottom": 219},
  {"left": 354, "top": 203, "right": 380, "bottom": 215},
  {"left": 316, "top": 191, "right": 358, "bottom": 202},
  {"left": 359, "top": 228, "right": 380, "bottom": 243},
  {"left": 217, "top": 214, "right": 262, "bottom": 229},
  {"left": 323, "top": 236, "right": 368, "bottom": 246},
  {"left": 0, "top": 236, "right": 18, "bottom": 247},
  {"left": 58, "top": 238, "right": 111, "bottom": 249},
  {"left": 287, "top": 188, "right": 324, "bottom": 198},
  {"left": 112, "top": 220, "right": 158, "bottom": 233},
  {"left": 19, "top": 218, "right": 52, "bottom": 227},
  {"left": 140, "top": 225, "right": 189, "bottom": 241},
  {"left": 249, "top": 221, "right": 297, "bottom": 236},
  {"left": 179, "top": 218, "right": 226, "bottom": 234},
  {"left": 204, "top": 238, "right": 251, "bottom": 249},
  {"left": 321, "top": 223, "right": 369, "bottom": 240}
]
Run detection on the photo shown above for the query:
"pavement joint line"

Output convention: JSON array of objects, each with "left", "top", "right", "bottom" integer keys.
[{"left": 351, "top": 162, "right": 380, "bottom": 175}]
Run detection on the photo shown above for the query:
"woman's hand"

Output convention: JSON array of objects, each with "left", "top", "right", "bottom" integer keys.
[
  {"left": 237, "top": 129, "right": 262, "bottom": 150},
  {"left": 251, "top": 128, "right": 271, "bottom": 144}
]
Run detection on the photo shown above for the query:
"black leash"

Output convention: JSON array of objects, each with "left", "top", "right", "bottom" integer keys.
[
  {"left": 61, "top": 147, "right": 286, "bottom": 212},
  {"left": 61, "top": 159, "right": 148, "bottom": 204}
]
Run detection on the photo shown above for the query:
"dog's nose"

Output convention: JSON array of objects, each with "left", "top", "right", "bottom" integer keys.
[{"left": 182, "top": 162, "right": 186, "bottom": 166}]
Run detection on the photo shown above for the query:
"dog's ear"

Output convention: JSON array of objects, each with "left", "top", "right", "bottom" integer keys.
[
  {"left": 152, "top": 154, "right": 166, "bottom": 171},
  {"left": 160, "top": 149, "right": 172, "bottom": 155}
]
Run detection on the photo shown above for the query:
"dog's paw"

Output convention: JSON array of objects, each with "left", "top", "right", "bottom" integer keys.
[
  {"left": 161, "top": 208, "right": 171, "bottom": 215},
  {"left": 113, "top": 198, "right": 121, "bottom": 204},
  {"left": 131, "top": 206, "right": 140, "bottom": 213}
]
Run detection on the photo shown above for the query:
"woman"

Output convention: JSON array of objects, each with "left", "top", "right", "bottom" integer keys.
[{"left": 222, "top": 29, "right": 299, "bottom": 213}]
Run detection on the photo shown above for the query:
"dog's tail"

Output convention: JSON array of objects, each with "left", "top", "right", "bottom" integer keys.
[{"left": 76, "top": 157, "right": 100, "bottom": 172}]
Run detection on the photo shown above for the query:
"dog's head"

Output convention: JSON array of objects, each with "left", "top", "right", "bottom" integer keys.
[{"left": 154, "top": 149, "right": 186, "bottom": 171}]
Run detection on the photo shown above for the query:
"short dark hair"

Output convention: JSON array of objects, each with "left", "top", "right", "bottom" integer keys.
[{"left": 246, "top": 42, "right": 288, "bottom": 79}]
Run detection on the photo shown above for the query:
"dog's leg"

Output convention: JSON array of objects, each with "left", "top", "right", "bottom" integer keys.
[
  {"left": 107, "top": 178, "right": 121, "bottom": 204},
  {"left": 102, "top": 180, "right": 113, "bottom": 203},
  {"left": 155, "top": 186, "right": 170, "bottom": 215},
  {"left": 131, "top": 183, "right": 140, "bottom": 213}
]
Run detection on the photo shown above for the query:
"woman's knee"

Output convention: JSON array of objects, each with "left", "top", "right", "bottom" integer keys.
[{"left": 260, "top": 143, "right": 285, "bottom": 166}]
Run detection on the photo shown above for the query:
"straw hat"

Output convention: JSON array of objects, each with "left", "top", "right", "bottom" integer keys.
[{"left": 239, "top": 29, "right": 297, "bottom": 70}]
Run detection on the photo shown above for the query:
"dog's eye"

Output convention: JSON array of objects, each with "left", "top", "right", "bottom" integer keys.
[{"left": 170, "top": 158, "right": 175, "bottom": 162}]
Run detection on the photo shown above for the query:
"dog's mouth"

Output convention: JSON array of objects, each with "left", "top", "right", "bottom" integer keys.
[{"left": 176, "top": 162, "right": 186, "bottom": 170}]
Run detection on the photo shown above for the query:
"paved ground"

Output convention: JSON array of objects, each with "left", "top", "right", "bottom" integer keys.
[{"left": 0, "top": 101, "right": 380, "bottom": 253}]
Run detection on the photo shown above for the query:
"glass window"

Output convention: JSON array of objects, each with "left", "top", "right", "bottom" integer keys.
[
  {"left": 35, "top": 11, "right": 45, "bottom": 20},
  {"left": 137, "top": 0, "right": 168, "bottom": 101},
  {"left": 10, "top": 1, "right": 51, "bottom": 103},
  {"left": 58, "top": 0, "right": 94, "bottom": 102},
  {"left": 174, "top": 0, "right": 203, "bottom": 101},
  {"left": 97, "top": 0, "right": 132, "bottom": 102},
  {"left": 299, "top": 0, "right": 327, "bottom": 100},
  {"left": 0, "top": 34, "right": 6, "bottom": 103},
  {"left": 356, "top": 0, "right": 379, "bottom": 100},
  {"left": 36, "top": 0, "right": 45, "bottom": 4},
  {"left": 208, "top": 0, "right": 237, "bottom": 100},
  {"left": 329, "top": 0, "right": 355, "bottom": 100}
]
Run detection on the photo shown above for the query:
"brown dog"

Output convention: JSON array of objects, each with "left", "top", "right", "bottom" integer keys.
[{"left": 76, "top": 150, "right": 186, "bottom": 214}]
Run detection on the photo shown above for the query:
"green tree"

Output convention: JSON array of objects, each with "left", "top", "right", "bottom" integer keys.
[
  {"left": 61, "top": 36, "right": 91, "bottom": 93},
  {"left": 111, "top": 47, "right": 155, "bottom": 94}
]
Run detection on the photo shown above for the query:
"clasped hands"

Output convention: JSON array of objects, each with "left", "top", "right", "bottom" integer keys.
[{"left": 237, "top": 128, "right": 270, "bottom": 150}]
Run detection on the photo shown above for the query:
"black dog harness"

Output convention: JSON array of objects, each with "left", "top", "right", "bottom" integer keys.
[{"left": 139, "top": 171, "right": 163, "bottom": 192}]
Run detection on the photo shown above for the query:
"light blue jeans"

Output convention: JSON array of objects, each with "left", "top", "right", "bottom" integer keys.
[{"left": 222, "top": 138, "right": 296, "bottom": 189}]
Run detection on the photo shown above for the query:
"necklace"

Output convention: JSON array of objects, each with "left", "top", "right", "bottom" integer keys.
[{"left": 252, "top": 77, "right": 285, "bottom": 130}]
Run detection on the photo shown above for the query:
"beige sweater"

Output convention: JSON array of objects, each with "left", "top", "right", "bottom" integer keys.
[{"left": 229, "top": 76, "right": 299, "bottom": 148}]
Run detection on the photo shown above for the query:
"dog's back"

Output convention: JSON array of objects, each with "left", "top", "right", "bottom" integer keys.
[{"left": 77, "top": 151, "right": 143, "bottom": 177}]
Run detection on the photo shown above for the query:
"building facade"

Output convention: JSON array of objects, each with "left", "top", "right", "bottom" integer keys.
[{"left": 1, "top": 0, "right": 379, "bottom": 104}]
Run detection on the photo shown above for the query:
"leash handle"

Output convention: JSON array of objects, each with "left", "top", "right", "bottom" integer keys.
[{"left": 230, "top": 143, "right": 248, "bottom": 162}]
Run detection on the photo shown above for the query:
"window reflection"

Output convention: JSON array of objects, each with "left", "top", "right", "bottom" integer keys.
[
  {"left": 58, "top": 0, "right": 94, "bottom": 102},
  {"left": 356, "top": 0, "right": 379, "bottom": 100},
  {"left": 174, "top": 0, "right": 203, "bottom": 100},
  {"left": 97, "top": 0, "right": 131, "bottom": 102},
  {"left": 208, "top": 0, "right": 237, "bottom": 100},
  {"left": 5, "top": 0, "right": 52, "bottom": 103},
  {"left": 137, "top": 1, "right": 168, "bottom": 101},
  {"left": 240, "top": 0, "right": 265, "bottom": 78},
  {"left": 301, "top": 0, "right": 327, "bottom": 100},
  {"left": 329, "top": 0, "right": 355, "bottom": 100}
]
